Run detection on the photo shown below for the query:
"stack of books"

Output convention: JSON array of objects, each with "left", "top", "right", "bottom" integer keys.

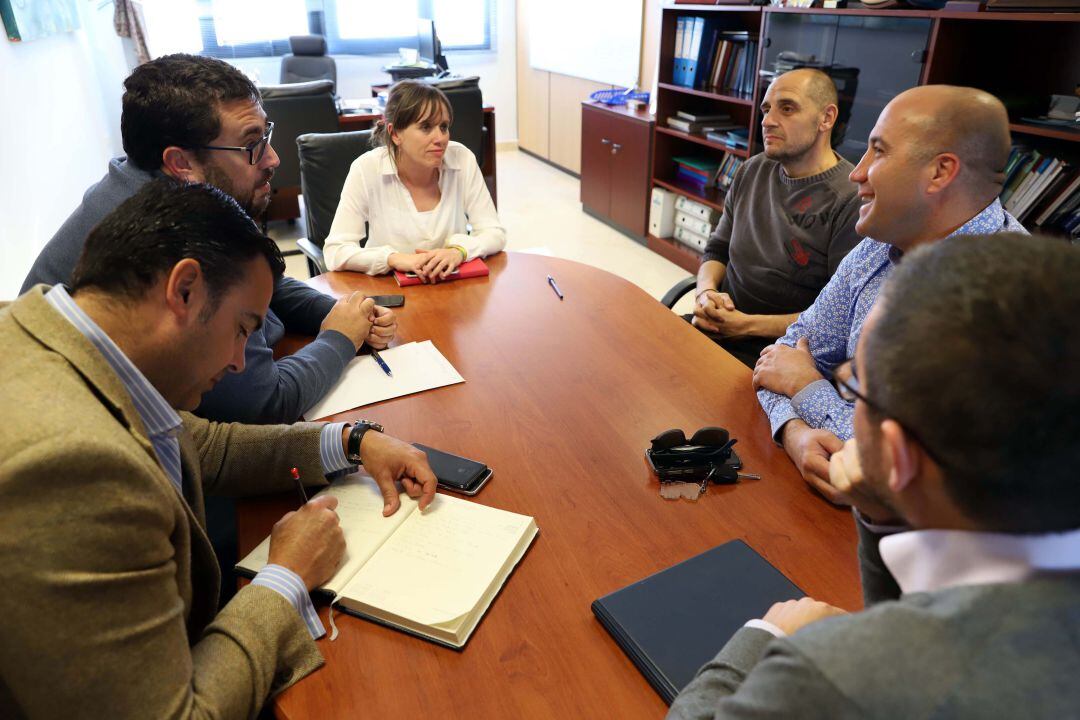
[
  {"left": 665, "top": 110, "right": 739, "bottom": 136},
  {"left": 705, "top": 127, "right": 749, "bottom": 151},
  {"left": 1001, "top": 146, "right": 1079, "bottom": 235},
  {"left": 672, "top": 18, "right": 757, "bottom": 97},
  {"left": 673, "top": 155, "right": 720, "bottom": 191}
]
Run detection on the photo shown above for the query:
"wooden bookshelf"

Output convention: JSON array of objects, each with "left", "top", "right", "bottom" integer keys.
[
  {"left": 647, "top": 234, "right": 705, "bottom": 275},
  {"left": 651, "top": 6, "right": 762, "bottom": 268},
  {"left": 644, "top": 5, "right": 1080, "bottom": 268},
  {"left": 655, "top": 126, "right": 752, "bottom": 157},
  {"left": 1009, "top": 123, "right": 1080, "bottom": 144},
  {"left": 657, "top": 83, "right": 755, "bottom": 106}
]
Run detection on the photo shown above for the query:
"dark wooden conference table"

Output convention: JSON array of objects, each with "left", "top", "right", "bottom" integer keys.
[{"left": 239, "top": 251, "right": 860, "bottom": 719}]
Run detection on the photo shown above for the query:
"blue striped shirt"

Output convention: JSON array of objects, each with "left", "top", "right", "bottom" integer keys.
[{"left": 46, "top": 285, "right": 353, "bottom": 639}]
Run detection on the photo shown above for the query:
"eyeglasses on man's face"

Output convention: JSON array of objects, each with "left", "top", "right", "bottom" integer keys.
[
  {"left": 186, "top": 121, "right": 274, "bottom": 166},
  {"left": 833, "top": 363, "right": 953, "bottom": 472}
]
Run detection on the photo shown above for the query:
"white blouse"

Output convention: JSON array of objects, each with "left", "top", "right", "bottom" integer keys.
[{"left": 323, "top": 141, "right": 506, "bottom": 275}]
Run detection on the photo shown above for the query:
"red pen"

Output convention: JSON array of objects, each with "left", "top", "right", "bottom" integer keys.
[{"left": 292, "top": 467, "right": 309, "bottom": 505}]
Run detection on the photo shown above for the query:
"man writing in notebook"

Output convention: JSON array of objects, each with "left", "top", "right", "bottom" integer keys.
[
  {"left": 0, "top": 180, "right": 437, "bottom": 718},
  {"left": 753, "top": 85, "right": 1024, "bottom": 500},
  {"left": 691, "top": 68, "right": 861, "bottom": 367},
  {"left": 668, "top": 232, "right": 1080, "bottom": 719},
  {"left": 21, "top": 53, "right": 395, "bottom": 425}
]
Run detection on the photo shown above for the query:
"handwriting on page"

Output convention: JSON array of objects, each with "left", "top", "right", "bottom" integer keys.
[{"left": 343, "top": 495, "right": 533, "bottom": 624}]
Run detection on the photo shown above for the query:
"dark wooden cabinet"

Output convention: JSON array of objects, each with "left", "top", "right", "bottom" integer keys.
[{"left": 580, "top": 102, "right": 654, "bottom": 238}]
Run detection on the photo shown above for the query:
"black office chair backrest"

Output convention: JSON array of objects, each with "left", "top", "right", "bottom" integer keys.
[
  {"left": 442, "top": 84, "right": 484, "bottom": 167},
  {"left": 281, "top": 34, "right": 336, "bottom": 92},
  {"left": 259, "top": 80, "right": 339, "bottom": 190},
  {"left": 297, "top": 130, "right": 374, "bottom": 250}
]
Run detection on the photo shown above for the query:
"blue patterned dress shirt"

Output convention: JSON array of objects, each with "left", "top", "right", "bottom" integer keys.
[
  {"left": 46, "top": 285, "right": 353, "bottom": 639},
  {"left": 756, "top": 198, "right": 1026, "bottom": 442}
]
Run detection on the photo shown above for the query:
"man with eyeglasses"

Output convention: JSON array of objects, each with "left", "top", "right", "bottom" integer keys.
[
  {"left": 21, "top": 53, "right": 393, "bottom": 425},
  {"left": 751, "top": 85, "right": 1025, "bottom": 502},
  {"left": 668, "top": 232, "right": 1080, "bottom": 719}
]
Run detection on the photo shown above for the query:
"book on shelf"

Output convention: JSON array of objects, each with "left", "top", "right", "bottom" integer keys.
[
  {"left": 1035, "top": 173, "right": 1080, "bottom": 227},
  {"left": 712, "top": 153, "right": 744, "bottom": 191},
  {"left": 673, "top": 156, "right": 721, "bottom": 189},
  {"left": 676, "top": 110, "right": 732, "bottom": 123},
  {"left": 665, "top": 116, "right": 737, "bottom": 135},
  {"left": 999, "top": 145, "right": 1080, "bottom": 230},
  {"left": 705, "top": 128, "right": 749, "bottom": 150},
  {"left": 236, "top": 472, "right": 539, "bottom": 649}
]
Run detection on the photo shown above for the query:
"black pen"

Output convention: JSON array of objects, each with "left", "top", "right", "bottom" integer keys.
[
  {"left": 547, "top": 275, "right": 564, "bottom": 301},
  {"left": 371, "top": 349, "right": 393, "bottom": 377},
  {"left": 291, "top": 467, "right": 308, "bottom": 505}
]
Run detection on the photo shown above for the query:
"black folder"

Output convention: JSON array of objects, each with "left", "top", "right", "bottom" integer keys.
[{"left": 591, "top": 540, "right": 804, "bottom": 704}]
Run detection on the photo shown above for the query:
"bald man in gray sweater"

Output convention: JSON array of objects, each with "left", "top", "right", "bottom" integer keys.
[{"left": 691, "top": 69, "right": 860, "bottom": 367}]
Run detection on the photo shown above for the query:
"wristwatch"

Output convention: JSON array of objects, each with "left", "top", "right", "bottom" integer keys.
[{"left": 346, "top": 420, "right": 385, "bottom": 464}]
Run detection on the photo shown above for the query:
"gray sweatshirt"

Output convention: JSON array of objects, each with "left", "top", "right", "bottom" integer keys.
[
  {"left": 703, "top": 152, "right": 861, "bottom": 317},
  {"left": 21, "top": 157, "right": 354, "bottom": 424}
]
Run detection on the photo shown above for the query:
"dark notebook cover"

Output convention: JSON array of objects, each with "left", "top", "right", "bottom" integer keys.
[{"left": 592, "top": 540, "right": 803, "bottom": 705}]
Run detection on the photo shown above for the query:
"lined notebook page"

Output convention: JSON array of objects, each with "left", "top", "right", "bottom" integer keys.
[
  {"left": 339, "top": 494, "right": 536, "bottom": 626},
  {"left": 236, "top": 471, "right": 417, "bottom": 596}
]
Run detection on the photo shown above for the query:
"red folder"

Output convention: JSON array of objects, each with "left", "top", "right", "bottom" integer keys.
[{"left": 394, "top": 257, "right": 490, "bottom": 287}]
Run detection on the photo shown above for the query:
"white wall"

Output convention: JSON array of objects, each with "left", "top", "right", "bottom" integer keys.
[{"left": 0, "top": 2, "right": 134, "bottom": 299}]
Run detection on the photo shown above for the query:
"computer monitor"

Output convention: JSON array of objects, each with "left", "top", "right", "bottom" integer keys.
[{"left": 417, "top": 18, "right": 448, "bottom": 73}]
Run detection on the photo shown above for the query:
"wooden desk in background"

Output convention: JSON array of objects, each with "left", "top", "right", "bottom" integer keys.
[
  {"left": 339, "top": 106, "right": 498, "bottom": 207},
  {"left": 241, "top": 252, "right": 859, "bottom": 719}
]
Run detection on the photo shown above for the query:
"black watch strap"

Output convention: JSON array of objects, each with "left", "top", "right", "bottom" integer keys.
[{"left": 347, "top": 421, "right": 384, "bottom": 464}]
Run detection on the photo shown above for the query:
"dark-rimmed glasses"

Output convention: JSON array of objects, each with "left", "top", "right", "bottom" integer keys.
[
  {"left": 185, "top": 121, "right": 274, "bottom": 166},
  {"left": 834, "top": 368, "right": 952, "bottom": 471}
]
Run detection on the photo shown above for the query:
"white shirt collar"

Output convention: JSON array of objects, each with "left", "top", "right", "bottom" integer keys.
[{"left": 880, "top": 527, "right": 1080, "bottom": 594}]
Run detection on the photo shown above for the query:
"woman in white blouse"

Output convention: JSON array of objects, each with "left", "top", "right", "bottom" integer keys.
[{"left": 323, "top": 80, "right": 506, "bottom": 280}]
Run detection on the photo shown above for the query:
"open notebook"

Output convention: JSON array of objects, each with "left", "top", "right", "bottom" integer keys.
[{"left": 236, "top": 471, "right": 538, "bottom": 649}]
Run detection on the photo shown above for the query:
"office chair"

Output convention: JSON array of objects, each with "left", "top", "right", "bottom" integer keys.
[
  {"left": 442, "top": 84, "right": 485, "bottom": 168},
  {"left": 259, "top": 80, "right": 339, "bottom": 222},
  {"left": 281, "top": 34, "right": 336, "bottom": 93},
  {"left": 661, "top": 276, "right": 697, "bottom": 309},
  {"left": 296, "top": 129, "right": 374, "bottom": 276}
]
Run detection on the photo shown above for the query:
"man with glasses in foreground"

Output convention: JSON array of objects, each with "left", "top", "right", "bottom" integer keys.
[
  {"left": 22, "top": 53, "right": 393, "bottom": 425},
  {"left": 668, "top": 232, "right": 1080, "bottom": 719},
  {"left": 751, "top": 85, "right": 1024, "bottom": 501}
]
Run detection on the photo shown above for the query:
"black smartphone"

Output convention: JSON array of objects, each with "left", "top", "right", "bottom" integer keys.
[
  {"left": 370, "top": 294, "right": 405, "bottom": 307},
  {"left": 413, "top": 443, "right": 493, "bottom": 496}
]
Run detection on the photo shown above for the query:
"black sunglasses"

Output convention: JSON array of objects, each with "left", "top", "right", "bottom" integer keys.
[
  {"left": 185, "top": 121, "right": 274, "bottom": 166},
  {"left": 648, "top": 426, "right": 741, "bottom": 484}
]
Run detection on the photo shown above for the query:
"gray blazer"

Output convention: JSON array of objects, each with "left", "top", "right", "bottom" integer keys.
[{"left": 667, "top": 522, "right": 1080, "bottom": 719}]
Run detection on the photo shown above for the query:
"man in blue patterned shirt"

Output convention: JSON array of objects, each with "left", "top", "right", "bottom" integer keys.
[{"left": 752, "top": 85, "right": 1025, "bottom": 501}]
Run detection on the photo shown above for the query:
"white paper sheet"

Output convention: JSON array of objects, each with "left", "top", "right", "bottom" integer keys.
[{"left": 304, "top": 341, "right": 464, "bottom": 420}]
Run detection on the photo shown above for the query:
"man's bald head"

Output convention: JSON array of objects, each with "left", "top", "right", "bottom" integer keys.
[
  {"left": 888, "top": 85, "right": 1011, "bottom": 193},
  {"left": 779, "top": 68, "right": 839, "bottom": 112}
]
